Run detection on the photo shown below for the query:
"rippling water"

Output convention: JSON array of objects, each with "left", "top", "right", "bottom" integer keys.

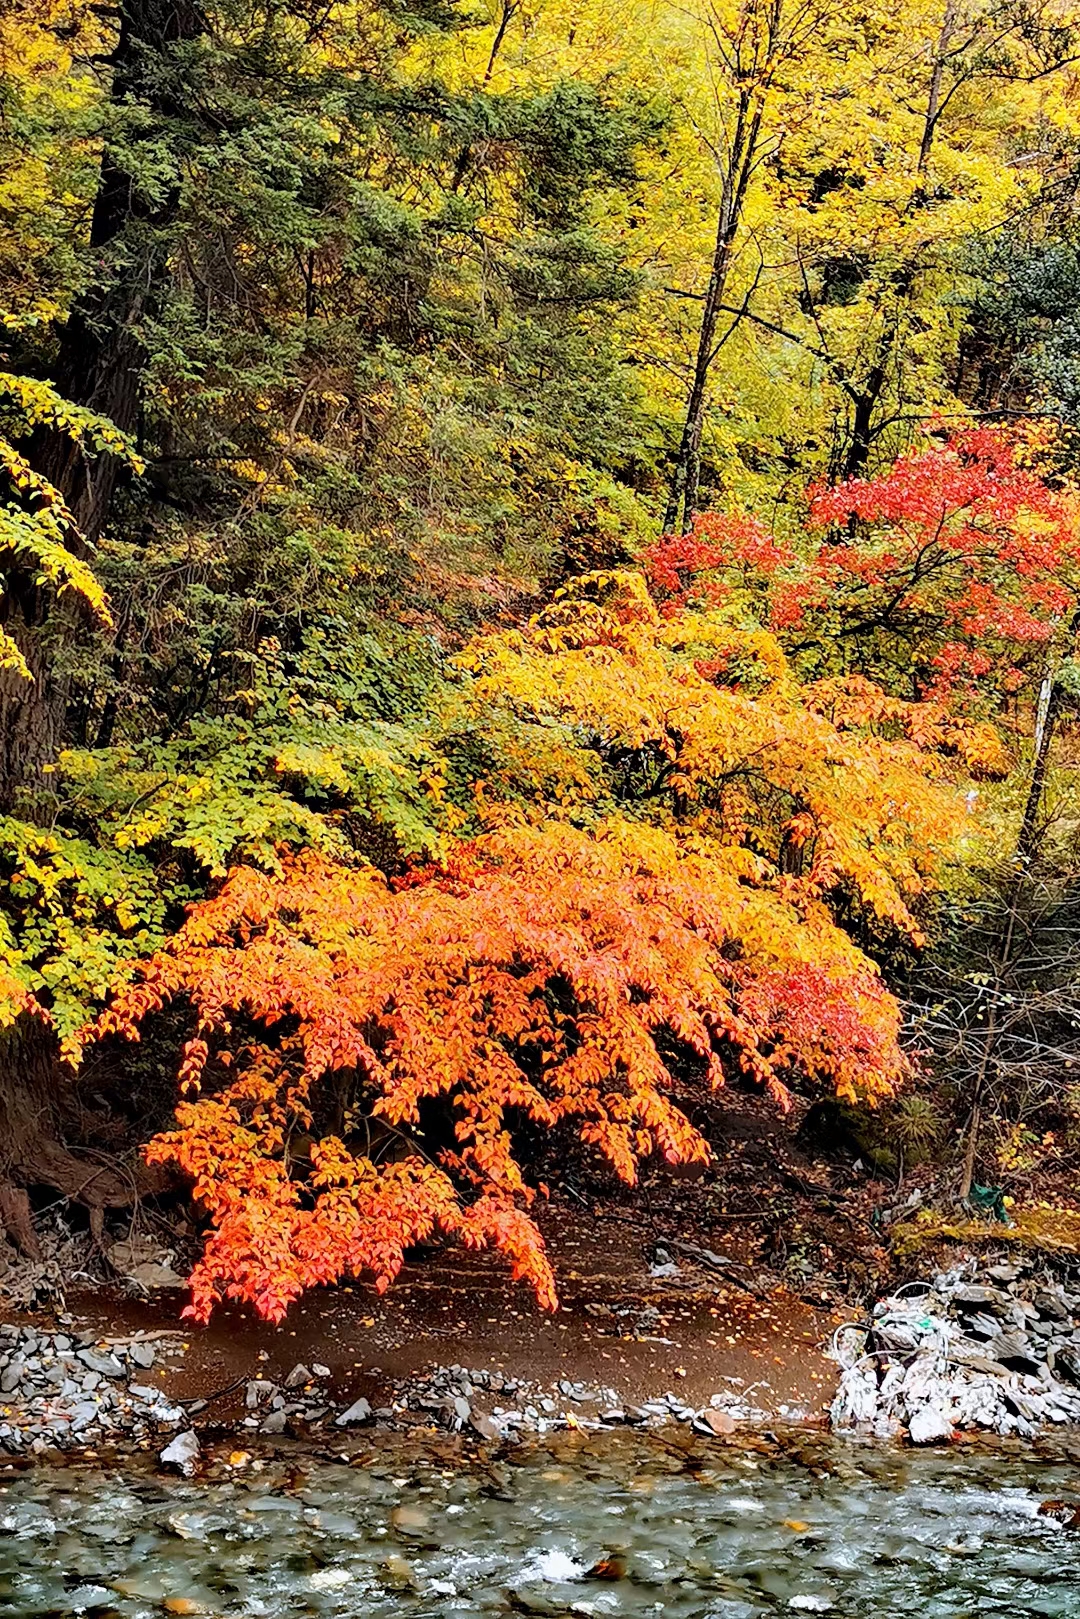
[{"left": 3, "top": 1434, "right": 1080, "bottom": 1617}]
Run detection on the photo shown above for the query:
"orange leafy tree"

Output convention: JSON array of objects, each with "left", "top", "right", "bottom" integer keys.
[{"left": 84, "top": 554, "right": 1005, "bottom": 1322}]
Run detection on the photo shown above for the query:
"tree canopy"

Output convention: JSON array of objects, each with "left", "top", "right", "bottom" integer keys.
[{"left": 3, "top": 0, "right": 1080, "bottom": 1311}]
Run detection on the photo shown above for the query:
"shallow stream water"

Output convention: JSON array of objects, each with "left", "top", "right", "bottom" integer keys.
[{"left": 3, "top": 1433, "right": 1080, "bottom": 1617}]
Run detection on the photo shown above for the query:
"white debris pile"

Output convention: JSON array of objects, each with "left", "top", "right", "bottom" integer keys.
[{"left": 829, "top": 1259, "right": 1080, "bottom": 1443}]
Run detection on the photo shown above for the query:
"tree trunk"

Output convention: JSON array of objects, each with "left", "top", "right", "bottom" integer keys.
[
  {"left": 0, "top": 0, "right": 204, "bottom": 1257},
  {"left": 0, "top": 624, "right": 58, "bottom": 817},
  {"left": 917, "top": 0, "right": 959, "bottom": 177},
  {"left": 664, "top": 91, "right": 764, "bottom": 535},
  {"left": 31, "top": 0, "right": 205, "bottom": 537},
  {"left": 840, "top": 363, "right": 886, "bottom": 482}
]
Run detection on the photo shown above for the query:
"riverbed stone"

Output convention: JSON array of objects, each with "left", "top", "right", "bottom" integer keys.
[
  {"left": 160, "top": 1430, "right": 200, "bottom": 1476},
  {"left": 77, "top": 1349, "right": 124, "bottom": 1378},
  {"left": 336, "top": 1396, "right": 373, "bottom": 1427},
  {"left": 908, "top": 1405, "right": 954, "bottom": 1444}
]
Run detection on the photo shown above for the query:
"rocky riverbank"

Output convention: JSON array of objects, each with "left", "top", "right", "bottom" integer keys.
[
  {"left": 0, "top": 1317, "right": 795, "bottom": 1466},
  {"left": 7, "top": 1187, "right": 1080, "bottom": 1469},
  {"left": 831, "top": 1252, "right": 1080, "bottom": 1442}
]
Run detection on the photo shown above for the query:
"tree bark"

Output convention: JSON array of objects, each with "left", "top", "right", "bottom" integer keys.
[
  {"left": 664, "top": 132, "right": 756, "bottom": 534},
  {"left": 0, "top": 0, "right": 205, "bottom": 1254},
  {"left": 664, "top": 56, "right": 768, "bottom": 535},
  {"left": 32, "top": 0, "right": 205, "bottom": 539},
  {"left": 0, "top": 624, "right": 59, "bottom": 816}
]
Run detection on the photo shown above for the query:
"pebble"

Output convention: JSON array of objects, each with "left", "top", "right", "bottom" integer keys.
[
  {"left": 0, "top": 1326, "right": 189, "bottom": 1453},
  {"left": 77, "top": 1349, "right": 124, "bottom": 1378}
]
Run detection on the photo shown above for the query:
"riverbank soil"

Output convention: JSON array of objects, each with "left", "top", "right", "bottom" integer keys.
[
  {"left": 60, "top": 1197, "right": 846, "bottom": 1426},
  {"left": 0, "top": 1091, "right": 877, "bottom": 1425},
  {"left": 9, "top": 1080, "right": 1080, "bottom": 1457}
]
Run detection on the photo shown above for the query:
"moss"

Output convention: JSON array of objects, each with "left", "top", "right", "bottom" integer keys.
[{"left": 891, "top": 1204, "right": 1080, "bottom": 1258}]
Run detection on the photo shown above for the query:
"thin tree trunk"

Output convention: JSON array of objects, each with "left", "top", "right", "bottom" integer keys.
[
  {"left": 833, "top": 0, "right": 957, "bottom": 483},
  {"left": 450, "top": 0, "right": 518, "bottom": 192},
  {"left": 665, "top": 93, "right": 763, "bottom": 534},
  {"left": 917, "top": 0, "right": 959, "bottom": 176},
  {"left": 663, "top": 227, "right": 737, "bottom": 534},
  {"left": 957, "top": 620, "right": 1078, "bottom": 1200}
]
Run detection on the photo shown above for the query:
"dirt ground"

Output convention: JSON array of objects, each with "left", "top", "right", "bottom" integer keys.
[
  {"left": 26, "top": 1196, "right": 843, "bottom": 1431},
  {"left": 3, "top": 1091, "right": 904, "bottom": 1426}
]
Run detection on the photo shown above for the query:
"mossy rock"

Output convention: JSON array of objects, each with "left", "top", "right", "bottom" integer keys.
[{"left": 891, "top": 1204, "right": 1080, "bottom": 1258}]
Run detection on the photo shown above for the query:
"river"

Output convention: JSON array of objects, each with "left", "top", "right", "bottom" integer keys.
[{"left": 3, "top": 1432, "right": 1078, "bottom": 1617}]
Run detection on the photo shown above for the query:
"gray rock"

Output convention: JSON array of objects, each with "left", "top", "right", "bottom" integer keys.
[
  {"left": 312, "top": 1363, "right": 331, "bottom": 1378},
  {"left": 962, "top": 1312, "right": 1004, "bottom": 1341},
  {"left": 77, "top": 1349, "right": 124, "bottom": 1378},
  {"left": 0, "top": 1364, "right": 22, "bottom": 1394},
  {"left": 1056, "top": 1348, "right": 1080, "bottom": 1384},
  {"left": 451, "top": 1395, "right": 471, "bottom": 1421},
  {"left": 908, "top": 1404, "right": 954, "bottom": 1445},
  {"left": 987, "top": 1333, "right": 1043, "bottom": 1374},
  {"left": 335, "top": 1397, "right": 373, "bottom": 1427},
  {"left": 246, "top": 1379, "right": 275, "bottom": 1409},
  {"left": 284, "top": 1363, "right": 311, "bottom": 1390},
  {"left": 129, "top": 1341, "right": 156, "bottom": 1369},
  {"left": 69, "top": 1402, "right": 100, "bottom": 1433},
  {"left": 160, "top": 1430, "right": 200, "bottom": 1476},
  {"left": 259, "top": 1409, "right": 288, "bottom": 1434}
]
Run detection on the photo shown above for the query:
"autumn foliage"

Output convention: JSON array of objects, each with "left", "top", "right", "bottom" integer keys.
[
  {"left": 81, "top": 493, "right": 1013, "bottom": 1321},
  {"left": 646, "top": 426, "right": 1080, "bottom": 705}
]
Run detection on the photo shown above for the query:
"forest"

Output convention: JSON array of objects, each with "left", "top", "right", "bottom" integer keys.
[{"left": 3, "top": 0, "right": 1080, "bottom": 1326}]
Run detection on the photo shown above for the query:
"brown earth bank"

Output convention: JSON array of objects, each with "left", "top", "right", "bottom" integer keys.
[
  {"left": 0, "top": 1191, "right": 848, "bottom": 1474},
  {"left": 7, "top": 1087, "right": 1080, "bottom": 1468},
  {"left": 67, "top": 1203, "right": 844, "bottom": 1419},
  {"left": 0, "top": 1088, "right": 885, "bottom": 1459}
]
